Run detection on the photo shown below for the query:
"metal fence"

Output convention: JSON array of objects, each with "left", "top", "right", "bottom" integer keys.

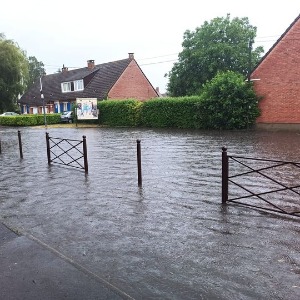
[
  {"left": 222, "top": 147, "right": 300, "bottom": 217},
  {"left": 46, "top": 132, "right": 88, "bottom": 173}
]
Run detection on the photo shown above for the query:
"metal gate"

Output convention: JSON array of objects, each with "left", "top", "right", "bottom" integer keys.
[{"left": 46, "top": 132, "right": 88, "bottom": 173}]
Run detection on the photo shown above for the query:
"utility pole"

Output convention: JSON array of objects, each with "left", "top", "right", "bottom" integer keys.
[
  {"left": 40, "top": 76, "right": 47, "bottom": 127},
  {"left": 247, "top": 38, "right": 253, "bottom": 82}
]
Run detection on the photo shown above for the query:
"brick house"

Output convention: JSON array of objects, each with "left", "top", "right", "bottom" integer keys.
[
  {"left": 250, "top": 14, "right": 300, "bottom": 129},
  {"left": 18, "top": 53, "right": 159, "bottom": 114}
]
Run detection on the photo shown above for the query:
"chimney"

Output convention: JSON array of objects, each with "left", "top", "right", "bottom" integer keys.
[
  {"left": 128, "top": 53, "right": 134, "bottom": 59},
  {"left": 87, "top": 60, "right": 95, "bottom": 69},
  {"left": 62, "top": 64, "right": 68, "bottom": 73}
]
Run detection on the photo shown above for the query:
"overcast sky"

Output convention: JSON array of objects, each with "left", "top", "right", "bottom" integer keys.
[{"left": 1, "top": 1, "right": 299, "bottom": 93}]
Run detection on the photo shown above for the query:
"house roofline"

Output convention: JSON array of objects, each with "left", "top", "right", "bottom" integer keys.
[
  {"left": 131, "top": 59, "right": 160, "bottom": 98},
  {"left": 251, "top": 13, "right": 300, "bottom": 75}
]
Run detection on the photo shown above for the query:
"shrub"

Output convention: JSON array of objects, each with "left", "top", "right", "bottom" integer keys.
[
  {"left": 139, "top": 96, "right": 202, "bottom": 128},
  {"left": 195, "top": 71, "right": 260, "bottom": 129},
  {"left": 0, "top": 114, "right": 61, "bottom": 126},
  {"left": 98, "top": 99, "right": 142, "bottom": 127}
]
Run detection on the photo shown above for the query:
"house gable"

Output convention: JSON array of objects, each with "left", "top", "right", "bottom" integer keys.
[
  {"left": 18, "top": 54, "right": 159, "bottom": 114},
  {"left": 82, "top": 59, "right": 132, "bottom": 99},
  {"left": 251, "top": 14, "right": 300, "bottom": 125},
  {"left": 108, "top": 60, "right": 159, "bottom": 101}
]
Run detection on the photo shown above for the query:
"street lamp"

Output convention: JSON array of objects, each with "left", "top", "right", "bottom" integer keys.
[{"left": 39, "top": 75, "right": 47, "bottom": 127}]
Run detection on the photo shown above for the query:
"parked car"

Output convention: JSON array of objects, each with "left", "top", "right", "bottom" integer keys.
[
  {"left": 0, "top": 112, "right": 19, "bottom": 116},
  {"left": 60, "top": 111, "right": 74, "bottom": 123}
]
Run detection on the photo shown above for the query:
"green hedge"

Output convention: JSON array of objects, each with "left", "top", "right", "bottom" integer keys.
[
  {"left": 98, "top": 99, "right": 142, "bottom": 127},
  {"left": 0, "top": 114, "right": 61, "bottom": 126},
  {"left": 139, "top": 96, "right": 202, "bottom": 128}
]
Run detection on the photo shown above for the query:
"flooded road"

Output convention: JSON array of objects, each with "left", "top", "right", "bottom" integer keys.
[{"left": 1, "top": 126, "right": 300, "bottom": 299}]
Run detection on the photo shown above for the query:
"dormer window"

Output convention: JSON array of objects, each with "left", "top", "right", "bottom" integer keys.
[
  {"left": 61, "top": 82, "right": 71, "bottom": 92},
  {"left": 61, "top": 79, "right": 84, "bottom": 93},
  {"left": 74, "top": 80, "right": 84, "bottom": 91}
]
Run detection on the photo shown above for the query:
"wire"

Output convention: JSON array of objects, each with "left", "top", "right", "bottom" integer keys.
[
  {"left": 137, "top": 53, "right": 179, "bottom": 61},
  {"left": 43, "top": 32, "right": 300, "bottom": 71},
  {"left": 140, "top": 59, "right": 178, "bottom": 66}
]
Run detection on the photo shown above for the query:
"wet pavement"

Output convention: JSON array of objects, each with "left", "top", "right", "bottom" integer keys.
[
  {"left": 0, "top": 223, "right": 128, "bottom": 300},
  {"left": 0, "top": 126, "right": 300, "bottom": 299}
]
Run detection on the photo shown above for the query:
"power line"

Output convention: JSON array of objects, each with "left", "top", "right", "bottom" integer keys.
[
  {"left": 140, "top": 59, "right": 178, "bottom": 66},
  {"left": 43, "top": 33, "right": 300, "bottom": 71},
  {"left": 137, "top": 53, "right": 179, "bottom": 61}
]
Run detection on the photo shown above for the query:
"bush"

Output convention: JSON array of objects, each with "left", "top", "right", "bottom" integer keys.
[
  {"left": 139, "top": 96, "right": 202, "bottom": 128},
  {"left": 195, "top": 71, "right": 260, "bottom": 129},
  {"left": 98, "top": 99, "right": 142, "bottom": 127},
  {"left": 0, "top": 114, "right": 61, "bottom": 126}
]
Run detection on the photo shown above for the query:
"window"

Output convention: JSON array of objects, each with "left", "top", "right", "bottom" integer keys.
[
  {"left": 61, "top": 79, "right": 84, "bottom": 93},
  {"left": 74, "top": 80, "right": 84, "bottom": 91},
  {"left": 61, "top": 82, "right": 71, "bottom": 93},
  {"left": 63, "top": 102, "right": 68, "bottom": 111}
]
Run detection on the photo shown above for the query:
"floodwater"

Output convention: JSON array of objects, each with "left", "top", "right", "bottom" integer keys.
[{"left": 0, "top": 126, "right": 300, "bottom": 300}]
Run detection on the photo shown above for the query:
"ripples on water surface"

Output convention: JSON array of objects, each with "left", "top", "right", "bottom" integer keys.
[{"left": 0, "top": 126, "right": 300, "bottom": 299}]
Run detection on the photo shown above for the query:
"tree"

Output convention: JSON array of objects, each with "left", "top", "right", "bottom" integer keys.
[
  {"left": 27, "top": 56, "right": 46, "bottom": 87},
  {"left": 195, "top": 71, "right": 260, "bottom": 129},
  {"left": 167, "top": 14, "right": 264, "bottom": 96},
  {"left": 0, "top": 34, "right": 29, "bottom": 112}
]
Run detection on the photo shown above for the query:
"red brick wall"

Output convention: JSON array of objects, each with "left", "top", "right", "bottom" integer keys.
[
  {"left": 252, "top": 17, "right": 300, "bottom": 124},
  {"left": 108, "top": 60, "right": 158, "bottom": 101}
]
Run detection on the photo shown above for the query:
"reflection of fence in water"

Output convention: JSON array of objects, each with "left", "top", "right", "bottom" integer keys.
[
  {"left": 0, "top": 130, "right": 23, "bottom": 158},
  {"left": 222, "top": 147, "right": 300, "bottom": 217},
  {"left": 46, "top": 132, "right": 88, "bottom": 173}
]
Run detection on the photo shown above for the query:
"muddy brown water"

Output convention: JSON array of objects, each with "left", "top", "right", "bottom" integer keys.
[{"left": 1, "top": 126, "right": 300, "bottom": 299}]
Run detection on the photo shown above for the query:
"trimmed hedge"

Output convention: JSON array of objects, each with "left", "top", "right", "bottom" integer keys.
[
  {"left": 139, "top": 96, "right": 202, "bottom": 128},
  {"left": 0, "top": 114, "right": 61, "bottom": 126},
  {"left": 98, "top": 99, "right": 142, "bottom": 127},
  {"left": 96, "top": 97, "right": 203, "bottom": 128},
  {"left": 0, "top": 98, "right": 204, "bottom": 128}
]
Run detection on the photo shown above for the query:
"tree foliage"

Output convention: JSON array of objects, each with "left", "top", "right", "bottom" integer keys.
[
  {"left": 0, "top": 34, "right": 29, "bottom": 112},
  {"left": 195, "top": 71, "right": 260, "bottom": 129},
  {"left": 28, "top": 56, "right": 46, "bottom": 87},
  {"left": 167, "top": 14, "right": 264, "bottom": 96}
]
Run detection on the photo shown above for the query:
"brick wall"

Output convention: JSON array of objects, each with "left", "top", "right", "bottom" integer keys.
[
  {"left": 108, "top": 60, "right": 158, "bottom": 101},
  {"left": 252, "top": 16, "right": 300, "bottom": 124}
]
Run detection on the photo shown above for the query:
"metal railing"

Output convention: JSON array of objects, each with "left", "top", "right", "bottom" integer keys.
[
  {"left": 222, "top": 147, "right": 300, "bottom": 217},
  {"left": 46, "top": 132, "right": 88, "bottom": 173}
]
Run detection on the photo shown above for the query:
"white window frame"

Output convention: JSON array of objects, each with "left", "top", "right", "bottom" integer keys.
[
  {"left": 74, "top": 79, "right": 84, "bottom": 91},
  {"left": 61, "top": 80, "right": 84, "bottom": 93},
  {"left": 61, "top": 82, "right": 71, "bottom": 93},
  {"left": 63, "top": 102, "right": 68, "bottom": 111}
]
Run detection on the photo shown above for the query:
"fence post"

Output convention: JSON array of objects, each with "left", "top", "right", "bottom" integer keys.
[
  {"left": 222, "top": 147, "right": 228, "bottom": 204},
  {"left": 18, "top": 130, "right": 23, "bottom": 159},
  {"left": 83, "top": 135, "right": 88, "bottom": 174},
  {"left": 46, "top": 132, "right": 51, "bottom": 165},
  {"left": 137, "top": 139, "right": 142, "bottom": 187}
]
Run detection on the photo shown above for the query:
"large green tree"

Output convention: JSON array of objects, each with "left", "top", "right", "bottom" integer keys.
[
  {"left": 167, "top": 14, "right": 264, "bottom": 96},
  {"left": 28, "top": 56, "right": 46, "bottom": 87},
  {"left": 0, "top": 34, "right": 29, "bottom": 112}
]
